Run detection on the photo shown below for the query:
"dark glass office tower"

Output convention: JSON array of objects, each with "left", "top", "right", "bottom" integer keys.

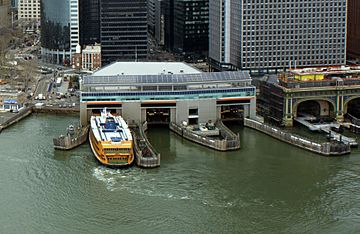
[
  {"left": 173, "top": 0, "right": 208, "bottom": 54},
  {"left": 100, "top": 0, "right": 148, "bottom": 64},
  {"left": 41, "top": 0, "right": 71, "bottom": 64},
  {"left": 79, "top": 0, "right": 100, "bottom": 46}
]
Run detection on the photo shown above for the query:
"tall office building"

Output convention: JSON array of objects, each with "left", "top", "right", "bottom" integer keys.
[
  {"left": 100, "top": 0, "right": 148, "bottom": 64},
  {"left": 18, "top": 0, "right": 40, "bottom": 31},
  {"left": 18, "top": 0, "right": 40, "bottom": 22},
  {"left": 41, "top": 0, "right": 79, "bottom": 65},
  {"left": 209, "top": 0, "right": 347, "bottom": 72},
  {"left": 348, "top": 0, "right": 360, "bottom": 60},
  {"left": 173, "top": 0, "right": 209, "bottom": 54},
  {"left": 79, "top": 0, "right": 100, "bottom": 46},
  {"left": 148, "top": 0, "right": 156, "bottom": 35}
]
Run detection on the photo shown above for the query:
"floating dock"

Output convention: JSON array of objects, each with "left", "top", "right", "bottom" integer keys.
[
  {"left": 131, "top": 122, "right": 160, "bottom": 168},
  {"left": 169, "top": 120, "right": 240, "bottom": 151},
  {"left": 245, "top": 118, "right": 351, "bottom": 156},
  {"left": 53, "top": 125, "right": 89, "bottom": 150}
]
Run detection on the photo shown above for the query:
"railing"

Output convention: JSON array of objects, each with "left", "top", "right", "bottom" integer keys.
[
  {"left": 346, "top": 113, "right": 360, "bottom": 126},
  {"left": 244, "top": 118, "right": 350, "bottom": 156},
  {"left": 169, "top": 122, "right": 240, "bottom": 151},
  {"left": 216, "top": 120, "right": 241, "bottom": 150},
  {"left": 132, "top": 122, "right": 160, "bottom": 168},
  {"left": 345, "top": 113, "right": 360, "bottom": 134}
]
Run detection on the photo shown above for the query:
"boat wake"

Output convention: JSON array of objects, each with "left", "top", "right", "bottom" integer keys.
[{"left": 92, "top": 166, "right": 240, "bottom": 208}]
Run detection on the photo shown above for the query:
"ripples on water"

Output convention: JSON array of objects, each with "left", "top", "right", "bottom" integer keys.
[{"left": 2, "top": 116, "right": 360, "bottom": 233}]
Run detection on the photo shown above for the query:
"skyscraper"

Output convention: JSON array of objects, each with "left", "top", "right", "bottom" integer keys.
[
  {"left": 18, "top": 0, "right": 40, "bottom": 31},
  {"left": 41, "top": 0, "right": 79, "bottom": 64},
  {"left": 18, "top": 0, "right": 40, "bottom": 22},
  {"left": 79, "top": 0, "right": 100, "bottom": 46},
  {"left": 100, "top": 0, "right": 148, "bottom": 64},
  {"left": 209, "top": 0, "right": 347, "bottom": 73},
  {"left": 173, "top": 0, "right": 209, "bottom": 55},
  {"left": 348, "top": 0, "right": 360, "bottom": 60}
]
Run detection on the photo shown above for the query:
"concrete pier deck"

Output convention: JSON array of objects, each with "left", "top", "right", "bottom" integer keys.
[
  {"left": 131, "top": 122, "right": 160, "bottom": 168},
  {"left": 245, "top": 118, "right": 351, "bottom": 156},
  {"left": 294, "top": 117, "right": 358, "bottom": 147},
  {"left": 169, "top": 120, "right": 240, "bottom": 151}
]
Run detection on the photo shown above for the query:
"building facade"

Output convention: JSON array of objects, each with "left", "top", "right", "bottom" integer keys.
[
  {"left": 348, "top": 0, "right": 360, "bottom": 60},
  {"left": 79, "top": 62, "right": 256, "bottom": 126},
  {"left": 257, "top": 65, "right": 360, "bottom": 127},
  {"left": 41, "top": 0, "right": 79, "bottom": 65},
  {"left": 18, "top": 0, "right": 40, "bottom": 32},
  {"left": 100, "top": 0, "right": 148, "bottom": 65},
  {"left": 154, "top": 0, "right": 173, "bottom": 50},
  {"left": 82, "top": 44, "right": 101, "bottom": 71},
  {"left": 79, "top": 0, "right": 100, "bottom": 46},
  {"left": 173, "top": 0, "right": 208, "bottom": 54},
  {"left": 209, "top": 0, "right": 347, "bottom": 73}
]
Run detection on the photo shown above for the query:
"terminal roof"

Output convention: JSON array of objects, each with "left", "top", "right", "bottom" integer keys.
[
  {"left": 83, "top": 71, "right": 251, "bottom": 85},
  {"left": 92, "top": 62, "right": 201, "bottom": 76}
]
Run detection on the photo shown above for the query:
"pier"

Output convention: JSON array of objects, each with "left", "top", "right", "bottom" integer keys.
[
  {"left": 169, "top": 120, "right": 240, "bottom": 151},
  {"left": 131, "top": 122, "right": 160, "bottom": 168},
  {"left": 346, "top": 113, "right": 360, "bottom": 134},
  {"left": 294, "top": 117, "right": 358, "bottom": 147},
  {"left": 244, "top": 118, "right": 351, "bottom": 156},
  {"left": 0, "top": 106, "right": 33, "bottom": 133}
]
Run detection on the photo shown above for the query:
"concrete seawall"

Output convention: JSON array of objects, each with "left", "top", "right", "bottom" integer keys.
[
  {"left": 0, "top": 107, "right": 33, "bottom": 132},
  {"left": 244, "top": 118, "right": 351, "bottom": 156},
  {"left": 0, "top": 106, "right": 80, "bottom": 133}
]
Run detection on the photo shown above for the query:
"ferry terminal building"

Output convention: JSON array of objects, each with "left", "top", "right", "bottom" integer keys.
[{"left": 80, "top": 62, "right": 256, "bottom": 126}]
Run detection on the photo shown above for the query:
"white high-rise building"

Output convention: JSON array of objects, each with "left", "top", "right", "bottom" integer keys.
[
  {"left": 209, "top": 0, "right": 348, "bottom": 73},
  {"left": 69, "top": 0, "right": 79, "bottom": 55},
  {"left": 18, "top": 0, "right": 40, "bottom": 31}
]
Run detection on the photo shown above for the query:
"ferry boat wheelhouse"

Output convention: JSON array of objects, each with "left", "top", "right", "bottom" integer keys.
[{"left": 89, "top": 109, "right": 134, "bottom": 167}]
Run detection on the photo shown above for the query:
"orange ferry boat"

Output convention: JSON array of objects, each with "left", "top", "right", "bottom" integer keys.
[{"left": 89, "top": 108, "right": 134, "bottom": 167}]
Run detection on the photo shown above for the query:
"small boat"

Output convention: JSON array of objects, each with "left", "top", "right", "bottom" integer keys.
[
  {"left": 89, "top": 108, "right": 134, "bottom": 167},
  {"left": 53, "top": 125, "right": 89, "bottom": 150}
]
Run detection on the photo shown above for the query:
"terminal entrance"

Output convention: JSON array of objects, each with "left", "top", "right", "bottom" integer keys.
[
  {"left": 297, "top": 100, "right": 334, "bottom": 120},
  {"left": 220, "top": 105, "right": 244, "bottom": 121},
  {"left": 347, "top": 98, "right": 360, "bottom": 118},
  {"left": 91, "top": 108, "right": 118, "bottom": 115},
  {"left": 146, "top": 108, "right": 170, "bottom": 124}
]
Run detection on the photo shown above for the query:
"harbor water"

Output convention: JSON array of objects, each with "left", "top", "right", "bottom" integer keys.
[{"left": 1, "top": 114, "right": 360, "bottom": 233}]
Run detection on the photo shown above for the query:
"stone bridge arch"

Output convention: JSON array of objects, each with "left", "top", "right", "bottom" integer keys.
[
  {"left": 292, "top": 98, "right": 336, "bottom": 118},
  {"left": 344, "top": 96, "right": 360, "bottom": 117}
]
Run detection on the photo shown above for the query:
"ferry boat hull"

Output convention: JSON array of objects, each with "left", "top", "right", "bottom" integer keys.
[{"left": 89, "top": 109, "right": 134, "bottom": 167}]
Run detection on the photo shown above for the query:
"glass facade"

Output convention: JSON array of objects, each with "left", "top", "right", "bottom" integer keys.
[
  {"left": 81, "top": 87, "right": 256, "bottom": 102},
  {"left": 79, "top": 0, "right": 100, "bottom": 46},
  {"left": 173, "top": 0, "right": 209, "bottom": 54},
  {"left": 100, "top": 0, "right": 148, "bottom": 65},
  {"left": 41, "top": 0, "right": 71, "bottom": 64}
]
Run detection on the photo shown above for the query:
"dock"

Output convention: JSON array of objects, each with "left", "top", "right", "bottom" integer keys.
[
  {"left": 53, "top": 125, "right": 89, "bottom": 150},
  {"left": 294, "top": 117, "right": 358, "bottom": 147},
  {"left": 169, "top": 120, "right": 240, "bottom": 151},
  {"left": 0, "top": 106, "right": 33, "bottom": 133},
  {"left": 131, "top": 122, "right": 160, "bottom": 168},
  {"left": 244, "top": 118, "right": 351, "bottom": 156}
]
